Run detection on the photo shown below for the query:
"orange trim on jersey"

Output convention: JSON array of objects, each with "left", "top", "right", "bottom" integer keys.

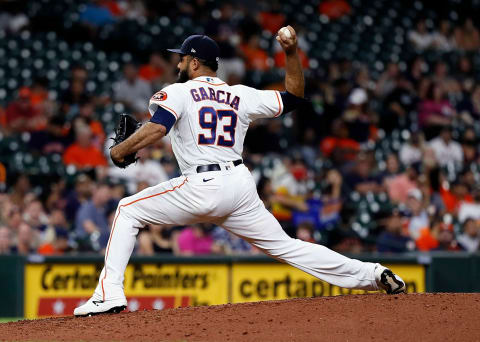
[
  {"left": 157, "top": 104, "right": 179, "bottom": 120},
  {"left": 193, "top": 80, "right": 227, "bottom": 86},
  {"left": 101, "top": 177, "right": 188, "bottom": 300},
  {"left": 274, "top": 90, "right": 283, "bottom": 117}
]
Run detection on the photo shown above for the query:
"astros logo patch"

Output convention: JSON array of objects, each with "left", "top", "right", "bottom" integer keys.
[{"left": 152, "top": 91, "right": 168, "bottom": 101}]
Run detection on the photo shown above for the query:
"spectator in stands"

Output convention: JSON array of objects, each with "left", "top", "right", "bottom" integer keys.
[
  {"left": 257, "top": 176, "right": 274, "bottom": 210},
  {"left": 460, "top": 167, "right": 477, "bottom": 193},
  {"left": 428, "top": 126, "right": 463, "bottom": 168},
  {"left": 122, "top": 0, "right": 147, "bottom": 20},
  {"left": 108, "top": 147, "right": 169, "bottom": 194},
  {"left": 384, "top": 163, "right": 419, "bottom": 204},
  {"left": 4, "top": 87, "right": 47, "bottom": 134},
  {"left": 380, "top": 74, "right": 416, "bottom": 133},
  {"left": 8, "top": 174, "right": 31, "bottom": 208},
  {"left": 137, "top": 225, "right": 173, "bottom": 255},
  {"left": 0, "top": 3, "right": 29, "bottom": 33},
  {"left": 454, "top": 18, "right": 480, "bottom": 51},
  {"left": 431, "top": 20, "right": 455, "bottom": 51},
  {"left": 72, "top": 100, "right": 106, "bottom": 149},
  {"left": 296, "top": 222, "right": 315, "bottom": 243},
  {"left": 174, "top": 224, "right": 219, "bottom": 256},
  {"left": 405, "top": 188, "right": 429, "bottom": 240},
  {"left": 109, "top": 182, "right": 125, "bottom": 211},
  {"left": 270, "top": 158, "right": 309, "bottom": 235},
  {"left": 258, "top": 5, "right": 285, "bottom": 34},
  {"left": 239, "top": 35, "right": 269, "bottom": 71},
  {"left": 4, "top": 204, "right": 22, "bottom": 232},
  {"left": 11, "top": 222, "right": 37, "bottom": 255},
  {"left": 417, "top": 169, "right": 442, "bottom": 216},
  {"left": 418, "top": 83, "right": 455, "bottom": 140},
  {"left": 71, "top": 64, "right": 89, "bottom": 85},
  {"left": 432, "top": 61, "right": 452, "bottom": 87},
  {"left": 0, "top": 226, "right": 12, "bottom": 254},
  {"left": 30, "top": 77, "right": 54, "bottom": 116},
  {"left": 379, "top": 153, "right": 401, "bottom": 182},
  {"left": 440, "top": 180, "right": 473, "bottom": 214},
  {"left": 217, "top": 55, "right": 246, "bottom": 85},
  {"left": 136, "top": 180, "right": 149, "bottom": 193},
  {"left": 408, "top": 19, "right": 433, "bottom": 50},
  {"left": 376, "top": 209, "right": 413, "bottom": 253},
  {"left": 79, "top": 0, "right": 116, "bottom": 28},
  {"left": 460, "top": 136, "right": 477, "bottom": 170},
  {"left": 343, "top": 88, "right": 375, "bottom": 143},
  {"left": 211, "top": 226, "right": 253, "bottom": 255},
  {"left": 434, "top": 225, "right": 463, "bottom": 251},
  {"left": 64, "top": 174, "right": 93, "bottom": 223},
  {"left": 320, "top": 119, "right": 360, "bottom": 165},
  {"left": 74, "top": 183, "right": 112, "bottom": 251},
  {"left": 343, "top": 153, "right": 381, "bottom": 195},
  {"left": 415, "top": 216, "right": 441, "bottom": 251},
  {"left": 99, "top": 0, "right": 128, "bottom": 18},
  {"left": 113, "top": 63, "right": 152, "bottom": 118},
  {"left": 375, "top": 63, "right": 400, "bottom": 98},
  {"left": 458, "top": 187, "right": 480, "bottom": 224},
  {"left": 60, "top": 80, "right": 92, "bottom": 119},
  {"left": 319, "top": 169, "right": 343, "bottom": 228},
  {"left": 274, "top": 46, "right": 309, "bottom": 70},
  {"left": 457, "top": 218, "right": 480, "bottom": 252},
  {"left": 22, "top": 200, "right": 48, "bottom": 231},
  {"left": 468, "top": 84, "right": 480, "bottom": 118},
  {"left": 318, "top": 0, "right": 351, "bottom": 20},
  {"left": 63, "top": 124, "right": 108, "bottom": 169},
  {"left": 456, "top": 56, "right": 475, "bottom": 83},
  {"left": 37, "top": 227, "right": 71, "bottom": 255},
  {"left": 139, "top": 52, "right": 165, "bottom": 85},
  {"left": 399, "top": 131, "right": 424, "bottom": 166}
]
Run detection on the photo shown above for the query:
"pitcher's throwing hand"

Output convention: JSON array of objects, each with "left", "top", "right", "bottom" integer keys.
[{"left": 277, "top": 25, "right": 298, "bottom": 54}]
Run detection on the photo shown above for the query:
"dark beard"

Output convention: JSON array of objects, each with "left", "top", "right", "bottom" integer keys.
[{"left": 177, "top": 68, "right": 190, "bottom": 83}]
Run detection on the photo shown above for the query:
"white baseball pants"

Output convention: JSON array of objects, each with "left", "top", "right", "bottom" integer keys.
[{"left": 95, "top": 162, "right": 378, "bottom": 301}]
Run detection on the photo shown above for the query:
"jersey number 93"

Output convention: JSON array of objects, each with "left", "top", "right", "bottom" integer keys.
[{"left": 198, "top": 107, "right": 237, "bottom": 147}]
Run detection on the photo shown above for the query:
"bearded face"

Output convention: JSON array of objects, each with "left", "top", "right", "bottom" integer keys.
[{"left": 176, "top": 55, "right": 192, "bottom": 83}]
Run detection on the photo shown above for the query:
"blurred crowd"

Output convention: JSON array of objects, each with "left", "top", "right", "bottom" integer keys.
[{"left": 0, "top": 0, "right": 479, "bottom": 256}]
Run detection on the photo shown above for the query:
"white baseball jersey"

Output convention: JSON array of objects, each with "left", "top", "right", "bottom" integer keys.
[
  {"left": 148, "top": 76, "right": 284, "bottom": 172},
  {"left": 88, "top": 75, "right": 381, "bottom": 308}
]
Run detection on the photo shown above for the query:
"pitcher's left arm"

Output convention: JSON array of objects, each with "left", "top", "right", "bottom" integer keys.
[{"left": 110, "top": 121, "right": 166, "bottom": 165}]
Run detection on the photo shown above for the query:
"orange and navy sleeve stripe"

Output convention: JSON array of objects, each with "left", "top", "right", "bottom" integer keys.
[{"left": 150, "top": 105, "right": 177, "bottom": 133}]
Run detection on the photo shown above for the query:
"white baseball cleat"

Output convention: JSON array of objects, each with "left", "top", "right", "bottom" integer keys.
[
  {"left": 374, "top": 264, "right": 406, "bottom": 294},
  {"left": 74, "top": 295, "right": 127, "bottom": 317}
]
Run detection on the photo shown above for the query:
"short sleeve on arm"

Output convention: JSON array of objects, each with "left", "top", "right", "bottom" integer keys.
[
  {"left": 148, "top": 83, "right": 186, "bottom": 131},
  {"left": 243, "top": 86, "right": 284, "bottom": 122}
]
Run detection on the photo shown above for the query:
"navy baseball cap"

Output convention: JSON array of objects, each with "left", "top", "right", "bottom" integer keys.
[{"left": 167, "top": 35, "right": 220, "bottom": 62}]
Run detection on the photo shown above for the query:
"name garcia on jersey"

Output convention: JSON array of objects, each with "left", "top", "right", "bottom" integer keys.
[{"left": 190, "top": 87, "right": 240, "bottom": 111}]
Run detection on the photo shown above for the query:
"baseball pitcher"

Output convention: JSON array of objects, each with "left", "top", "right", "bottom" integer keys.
[{"left": 75, "top": 26, "right": 405, "bottom": 316}]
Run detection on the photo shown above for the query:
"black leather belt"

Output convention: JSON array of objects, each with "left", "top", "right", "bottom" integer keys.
[{"left": 196, "top": 159, "right": 243, "bottom": 173}]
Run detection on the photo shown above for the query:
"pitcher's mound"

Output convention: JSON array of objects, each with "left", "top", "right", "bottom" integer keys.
[{"left": 1, "top": 293, "right": 479, "bottom": 342}]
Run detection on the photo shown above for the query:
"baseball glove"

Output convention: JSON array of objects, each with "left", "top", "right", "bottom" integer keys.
[{"left": 110, "top": 114, "right": 141, "bottom": 168}]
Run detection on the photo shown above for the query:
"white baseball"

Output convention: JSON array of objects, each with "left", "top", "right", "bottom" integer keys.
[{"left": 280, "top": 27, "right": 292, "bottom": 38}]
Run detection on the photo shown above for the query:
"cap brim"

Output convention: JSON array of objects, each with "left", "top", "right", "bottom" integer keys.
[{"left": 167, "top": 48, "right": 184, "bottom": 54}]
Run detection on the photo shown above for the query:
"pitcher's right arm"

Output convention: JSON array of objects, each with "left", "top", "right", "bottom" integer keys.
[{"left": 277, "top": 25, "right": 305, "bottom": 98}]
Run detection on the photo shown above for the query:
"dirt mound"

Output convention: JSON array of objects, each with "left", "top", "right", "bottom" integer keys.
[{"left": 1, "top": 293, "right": 479, "bottom": 342}]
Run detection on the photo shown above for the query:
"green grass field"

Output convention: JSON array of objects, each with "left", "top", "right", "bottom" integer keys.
[{"left": 0, "top": 318, "right": 22, "bottom": 323}]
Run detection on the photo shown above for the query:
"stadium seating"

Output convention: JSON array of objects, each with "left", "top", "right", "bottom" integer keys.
[{"left": 2, "top": 0, "right": 480, "bottom": 248}]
